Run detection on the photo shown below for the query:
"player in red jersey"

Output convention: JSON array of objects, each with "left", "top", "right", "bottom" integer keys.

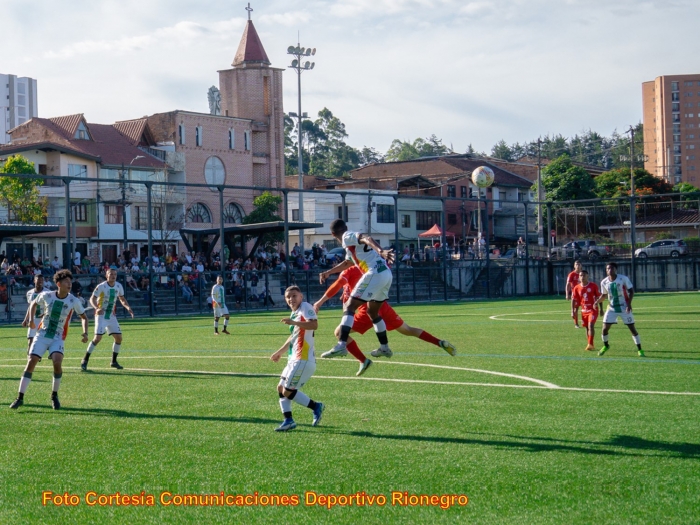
[
  {"left": 314, "top": 265, "right": 456, "bottom": 376},
  {"left": 571, "top": 269, "right": 602, "bottom": 351},
  {"left": 565, "top": 260, "right": 583, "bottom": 328}
]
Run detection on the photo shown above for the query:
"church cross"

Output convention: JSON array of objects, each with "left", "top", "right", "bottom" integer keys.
[{"left": 245, "top": 2, "right": 253, "bottom": 20}]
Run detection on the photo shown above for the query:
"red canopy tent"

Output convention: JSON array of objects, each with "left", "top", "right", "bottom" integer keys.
[{"left": 417, "top": 224, "right": 455, "bottom": 254}]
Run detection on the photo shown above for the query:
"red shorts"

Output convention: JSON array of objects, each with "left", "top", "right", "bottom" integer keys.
[
  {"left": 581, "top": 310, "right": 598, "bottom": 328},
  {"left": 352, "top": 303, "right": 404, "bottom": 335}
]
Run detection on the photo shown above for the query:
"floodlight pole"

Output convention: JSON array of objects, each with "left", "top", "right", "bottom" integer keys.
[{"left": 287, "top": 42, "right": 316, "bottom": 255}]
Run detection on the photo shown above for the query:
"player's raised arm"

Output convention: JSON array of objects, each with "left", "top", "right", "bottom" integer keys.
[
  {"left": 314, "top": 275, "right": 347, "bottom": 313},
  {"left": 358, "top": 233, "right": 395, "bottom": 264}
]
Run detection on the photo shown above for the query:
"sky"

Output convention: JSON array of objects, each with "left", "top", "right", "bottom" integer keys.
[{"left": 3, "top": 0, "right": 698, "bottom": 155}]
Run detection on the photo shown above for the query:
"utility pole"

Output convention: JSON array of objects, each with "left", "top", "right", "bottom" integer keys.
[
  {"left": 628, "top": 126, "right": 637, "bottom": 284},
  {"left": 536, "top": 137, "right": 543, "bottom": 246}
]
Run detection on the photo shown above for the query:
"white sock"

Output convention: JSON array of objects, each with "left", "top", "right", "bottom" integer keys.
[
  {"left": 632, "top": 334, "right": 641, "bottom": 345},
  {"left": 223, "top": 319, "right": 229, "bottom": 327},
  {"left": 292, "top": 391, "right": 311, "bottom": 407},
  {"left": 340, "top": 314, "right": 354, "bottom": 328},
  {"left": 113, "top": 343, "right": 121, "bottom": 354},
  {"left": 19, "top": 372, "right": 32, "bottom": 394},
  {"left": 52, "top": 373, "right": 62, "bottom": 393},
  {"left": 279, "top": 397, "right": 292, "bottom": 414},
  {"left": 602, "top": 334, "right": 609, "bottom": 343},
  {"left": 214, "top": 321, "right": 219, "bottom": 329},
  {"left": 87, "top": 342, "right": 97, "bottom": 354}
]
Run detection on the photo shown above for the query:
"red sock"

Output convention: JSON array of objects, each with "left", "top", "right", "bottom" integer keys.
[
  {"left": 418, "top": 331, "right": 441, "bottom": 346},
  {"left": 346, "top": 340, "right": 366, "bottom": 363},
  {"left": 587, "top": 335, "right": 594, "bottom": 345}
]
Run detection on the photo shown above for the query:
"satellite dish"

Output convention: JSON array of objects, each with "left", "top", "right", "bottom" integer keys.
[
  {"left": 311, "top": 48, "right": 316, "bottom": 55},
  {"left": 291, "top": 59, "right": 298, "bottom": 67},
  {"left": 287, "top": 46, "right": 295, "bottom": 53}
]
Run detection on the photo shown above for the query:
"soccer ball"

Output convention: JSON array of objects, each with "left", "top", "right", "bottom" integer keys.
[{"left": 471, "top": 166, "right": 495, "bottom": 188}]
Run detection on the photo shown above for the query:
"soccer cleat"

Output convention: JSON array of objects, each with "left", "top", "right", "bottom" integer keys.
[
  {"left": 312, "top": 402, "right": 325, "bottom": 427},
  {"left": 80, "top": 360, "right": 88, "bottom": 371},
  {"left": 110, "top": 361, "right": 124, "bottom": 370},
  {"left": 321, "top": 342, "right": 348, "bottom": 359},
  {"left": 275, "top": 418, "right": 297, "bottom": 432},
  {"left": 598, "top": 345, "right": 609, "bottom": 356},
  {"left": 574, "top": 324, "right": 580, "bottom": 329},
  {"left": 585, "top": 344, "right": 595, "bottom": 352},
  {"left": 9, "top": 397, "right": 23, "bottom": 409},
  {"left": 222, "top": 329, "right": 231, "bottom": 335},
  {"left": 638, "top": 349, "right": 645, "bottom": 357},
  {"left": 214, "top": 331, "right": 219, "bottom": 336},
  {"left": 370, "top": 345, "right": 393, "bottom": 358},
  {"left": 439, "top": 340, "right": 456, "bottom": 356},
  {"left": 51, "top": 395, "right": 60, "bottom": 410},
  {"left": 356, "top": 359, "right": 373, "bottom": 377}
]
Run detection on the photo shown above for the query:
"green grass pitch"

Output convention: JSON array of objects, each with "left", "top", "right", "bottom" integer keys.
[{"left": 1, "top": 293, "right": 699, "bottom": 524}]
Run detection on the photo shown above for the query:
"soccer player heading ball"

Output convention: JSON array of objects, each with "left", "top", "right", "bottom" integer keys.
[{"left": 322, "top": 219, "right": 395, "bottom": 359}]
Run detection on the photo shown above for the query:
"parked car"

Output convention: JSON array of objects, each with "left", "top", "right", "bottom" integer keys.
[
  {"left": 550, "top": 240, "right": 612, "bottom": 260},
  {"left": 635, "top": 239, "right": 688, "bottom": 258}
]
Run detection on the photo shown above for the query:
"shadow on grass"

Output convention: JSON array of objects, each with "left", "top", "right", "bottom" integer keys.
[
  {"left": 62, "top": 406, "right": 279, "bottom": 425},
  {"left": 333, "top": 430, "right": 700, "bottom": 459},
  {"left": 79, "top": 370, "right": 276, "bottom": 381}
]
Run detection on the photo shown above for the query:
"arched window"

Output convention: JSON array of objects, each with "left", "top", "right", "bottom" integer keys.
[
  {"left": 204, "top": 156, "right": 226, "bottom": 191},
  {"left": 223, "top": 202, "right": 245, "bottom": 224},
  {"left": 186, "top": 203, "right": 211, "bottom": 223},
  {"left": 195, "top": 126, "right": 203, "bottom": 146},
  {"left": 228, "top": 129, "right": 235, "bottom": 149},
  {"left": 178, "top": 123, "right": 185, "bottom": 145}
]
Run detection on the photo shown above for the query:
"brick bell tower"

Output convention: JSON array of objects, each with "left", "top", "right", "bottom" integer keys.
[{"left": 218, "top": 9, "right": 285, "bottom": 188}]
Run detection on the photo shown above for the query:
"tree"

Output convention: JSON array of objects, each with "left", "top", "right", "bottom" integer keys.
[
  {"left": 491, "top": 139, "right": 513, "bottom": 161},
  {"left": 136, "top": 169, "right": 185, "bottom": 255},
  {"left": 358, "top": 146, "right": 384, "bottom": 166},
  {"left": 535, "top": 154, "right": 597, "bottom": 202},
  {"left": 242, "top": 192, "right": 283, "bottom": 247},
  {"left": 0, "top": 154, "right": 47, "bottom": 224},
  {"left": 385, "top": 135, "right": 450, "bottom": 162},
  {"left": 594, "top": 167, "right": 673, "bottom": 199}
]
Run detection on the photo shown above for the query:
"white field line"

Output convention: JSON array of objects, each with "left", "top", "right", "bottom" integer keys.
[
  {"left": 1, "top": 356, "right": 699, "bottom": 396},
  {"left": 490, "top": 305, "right": 700, "bottom": 322}
]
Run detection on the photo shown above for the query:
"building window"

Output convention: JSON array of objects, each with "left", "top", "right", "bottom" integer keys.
[
  {"left": 204, "top": 156, "right": 226, "bottom": 189},
  {"left": 195, "top": 126, "right": 202, "bottom": 147},
  {"left": 674, "top": 155, "right": 682, "bottom": 165},
  {"left": 401, "top": 214, "right": 411, "bottom": 228},
  {"left": 674, "top": 135, "right": 681, "bottom": 143},
  {"left": 337, "top": 205, "right": 348, "bottom": 219},
  {"left": 671, "top": 81, "right": 679, "bottom": 91},
  {"left": 132, "top": 206, "right": 160, "bottom": 230},
  {"left": 178, "top": 123, "right": 185, "bottom": 145},
  {"left": 74, "top": 121, "right": 90, "bottom": 140},
  {"left": 672, "top": 93, "right": 680, "bottom": 102},
  {"left": 223, "top": 202, "right": 245, "bottom": 224},
  {"left": 673, "top": 103, "right": 680, "bottom": 112},
  {"left": 674, "top": 124, "right": 681, "bottom": 132},
  {"left": 672, "top": 113, "right": 680, "bottom": 122},
  {"left": 244, "top": 130, "right": 251, "bottom": 151},
  {"left": 460, "top": 185, "right": 467, "bottom": 198},
  {"left": 186, "top": 203, "right": 211, "bottom": 223},
  {"left": 292, "top": 209, "right": 299, "bottom": 221},
  {"left": 68, "top": 164, "right": 88, "bottom": 183},
  {"left": 447, "top": 185, "right": 456, "bottom": 198},
  {"left": 376, "top": 204, "right": 395, "bottom": 224},
  {"left": 674, "top": 145, "right": 682, "bottom": 153},
  {"left": 104, "top": 205, "right": 123, "bottom": 224},
  {"left": 73, "top": 203, "right": 88, "bottom": 222},
  {"left": 448, "top": 213, "right": 457, "bottom": 225},
  {"left": 416, "top": 211, "right": 441, "bottom": 230},
  {"left": 228, "top": 129, "right": 235, "bottom": 149}
]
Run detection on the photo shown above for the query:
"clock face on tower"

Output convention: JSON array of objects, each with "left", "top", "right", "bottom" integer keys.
[{"left": 204, "top": 156, "right": 226, "bottom": 190}]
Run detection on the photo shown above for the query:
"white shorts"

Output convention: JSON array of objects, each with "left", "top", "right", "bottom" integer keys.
[
  {"left": 279, "top": 359, "right": 316, "bottom": 390},
  {"left": 603, "top": 308, "right": 635, "bottom": 325},
  {"left": 351, "top": 269, "right": 392, "bottom": 302},
  {"left": 27, "top": 318, "right": 41, "bottom": 339},
  {"left": 214, "top": 306, "right": 229, "bottom": 317},
  {"left": 30, "top": 336, "right": 64, "bottom": 358},
  {"left": 95, "top": 315, "right": 121, "bottom": 336}
]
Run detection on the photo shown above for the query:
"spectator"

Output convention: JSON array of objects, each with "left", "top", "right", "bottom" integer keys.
[
  {"left": 250, "top": 271, "right": 259, "bottom": 297},
  {"left": 233, "top": 281, "right": 243, "bottom": 308},
  {"left": 51, "top": 256, "right": 61, "bottom": 272},
  {"left": 180, "top": 281, "right": 193, "bottom": 303}
]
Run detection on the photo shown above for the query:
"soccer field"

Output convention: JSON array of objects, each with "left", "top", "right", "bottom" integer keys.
[{"left": 1, "top": 293, "right": 699, "bottom": 524}]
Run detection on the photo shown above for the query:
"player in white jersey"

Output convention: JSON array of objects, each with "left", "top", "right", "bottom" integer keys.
[
  {"left": 10, "top": 270, "right": 89, "bottom": 410},
  {"left": 22, "top": 274, "right": 45, "bottom": 355},
  {"left": 594, "top": 262, "right": 643, "bottom": 357},
  {"left": 270, "top": 286, "right": 324, "bottom": 432},
  {"left": 81, "top": 268, "right": 134, "bottom": 371},
  {"left": 321, "top": 219, "right": 396, "bottom": 359},
  {"left": 211, "top": 275, "right": 230, "bottom": 335}
]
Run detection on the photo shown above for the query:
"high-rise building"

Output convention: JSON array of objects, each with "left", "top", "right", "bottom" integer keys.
[
  {"left": 642, "top": 74, "right": 700, "bottom": 185},
  {"left": 0, "top": 74, "right": 38, "bottom": 144}
]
